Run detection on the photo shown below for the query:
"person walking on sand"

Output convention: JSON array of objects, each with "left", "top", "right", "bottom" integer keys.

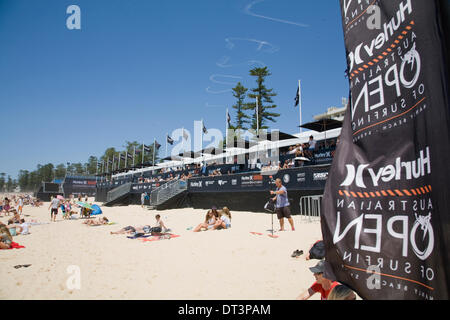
[
  {"left": 48, "top": 196, "right": 60, "bottom": 222},
  {"left": 141, "top": 192, "right": 147, "bottom": 209},
  {"left": 270, "top": 178, "right": 295, "bottom": 231},
  {"left": 17, "top": 196, "right": 24, "bottom": 215}
]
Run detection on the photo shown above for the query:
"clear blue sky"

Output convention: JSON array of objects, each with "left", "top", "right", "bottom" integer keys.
[{"left": 0, "top": 0, "right": 348, "bottom": 179}]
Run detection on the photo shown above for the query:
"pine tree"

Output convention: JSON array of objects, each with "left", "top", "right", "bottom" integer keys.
[
  {"left": 243, "top": 67, "right": 280, "bottom": 131},
  {"left": 231, "top": 82, "right": 250, "bottom": 130}
]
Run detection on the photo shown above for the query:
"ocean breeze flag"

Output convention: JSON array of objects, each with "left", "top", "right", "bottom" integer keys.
[
  {"left": 321, "top": 0, "right": 450, "bottom": 300},
  {"left": 155, "top": 141, "right": 161, "bottom": 150},
  {"left": 294, "top": 86, "right": 300, "bottom": 107},
  {"left": 167, "top": 135, "right": 174, "bottom": 145}
]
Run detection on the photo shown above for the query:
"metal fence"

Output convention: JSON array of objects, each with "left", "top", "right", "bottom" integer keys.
[
  {"left": 299, "top": 195, "right": 322, "bottom": 221},
  {"left": 106, "top": 182, "right": 132, "bottom": 203},
  {"left": 150, "top": 179, "right": 187, "bottom": 207}
]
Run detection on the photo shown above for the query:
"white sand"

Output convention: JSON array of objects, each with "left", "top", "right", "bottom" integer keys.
[{"left": 0, "top": 202, "right": 323, "bottom": 300}]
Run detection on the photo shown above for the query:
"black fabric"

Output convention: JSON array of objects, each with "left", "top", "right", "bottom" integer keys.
[
  {"left": 309, "top": 241, "right": 325, "bottom": 260},
  {"left": 321, "top": 0, "right": 450, "bottom": 300}
]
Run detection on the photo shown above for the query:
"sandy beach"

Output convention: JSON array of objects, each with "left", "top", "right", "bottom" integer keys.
[{"left": 0, "top": 201, "right": 324, "bottom": 300}]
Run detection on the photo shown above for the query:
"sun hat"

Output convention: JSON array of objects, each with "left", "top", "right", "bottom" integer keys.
[{"left": 309, "top": 260, "right": 325, "bottom": 274}]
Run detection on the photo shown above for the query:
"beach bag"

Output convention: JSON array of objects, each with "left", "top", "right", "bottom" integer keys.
[{"left": 309, "top": 240, "right": 325, "bottom": 260}]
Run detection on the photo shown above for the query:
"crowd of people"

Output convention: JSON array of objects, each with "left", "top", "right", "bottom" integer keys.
[
  {"left": 0, "top": 194, "right": 42, "bottom": 217},
  {"left": 106, "top": 136, "right": 339, "bottom": 188},
  {"left": 0, "top": 194, "right": 39, "bottom": 249}
]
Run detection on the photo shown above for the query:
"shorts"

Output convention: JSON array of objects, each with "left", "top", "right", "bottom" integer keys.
[
  {"left": 51, "top": 208, "right": 58, "bottom": 215},
  {"left": 276, "top": 206, "right": 291, "bottom": 219},
  {"left": 124, "top": 226, "right": 136, "bottom": 232}
]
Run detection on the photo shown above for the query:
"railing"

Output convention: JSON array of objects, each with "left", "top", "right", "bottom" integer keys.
[
  {"left": 150, "top": 179, "right": 187, "bottom": 207},
  {"left": 106, "top": 182, "right": 133, "bottom": 203},
  {"left": 299, "top": 195, "right": 322, "bottom": 222}
]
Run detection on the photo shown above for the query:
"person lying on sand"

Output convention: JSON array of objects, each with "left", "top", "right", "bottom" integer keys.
[
  {"left": 110, "top": 215, "right": 169, "bottom": 235},
  {"left": 212, "top": 207, "right": 232, "bottom": 230},
  {"left": 193, "top": 208, "right": 217, "bottom": 232},
  {"left": 83, "top": 217, "right": 109, "bottom": 226}
]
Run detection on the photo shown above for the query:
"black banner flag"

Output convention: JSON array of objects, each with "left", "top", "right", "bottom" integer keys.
[{"left": 321, "top": 0, "right": 450, "bottom": 300}]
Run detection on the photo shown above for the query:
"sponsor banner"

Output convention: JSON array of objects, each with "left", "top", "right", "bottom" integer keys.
[
  {"left": 188, "top": 166, "right": 330, "bottom": 193},
  {"left": 321, "top": 0, "right": 450, "bottom": 299},
  {"left": 313, "top": 148, "right": 335, "bottom": 164}
]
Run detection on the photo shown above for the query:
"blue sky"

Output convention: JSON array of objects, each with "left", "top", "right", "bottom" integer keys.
[{"left": 0, "top": 0, "right": 348, "bottom": 178}]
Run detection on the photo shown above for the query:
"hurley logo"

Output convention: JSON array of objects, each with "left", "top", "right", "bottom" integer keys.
[{"left": 340, "top": 147, "right": 431, "bottom": 188}]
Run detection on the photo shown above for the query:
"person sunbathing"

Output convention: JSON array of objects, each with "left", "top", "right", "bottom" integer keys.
[
  {"left": 212, "top": 207, "right": 232, "bottom": 230},
  {"left": 110, "top": 225, "right": 139, "bottom": 234},
  {"left": 110, "top": 215, "right": 168, "bottom": 235},
  {"left": 83, "top": 217, "right": 109, "bottom": 226},
  {"left": 193, "top": 208, "right": 217, "bottom": 232}
]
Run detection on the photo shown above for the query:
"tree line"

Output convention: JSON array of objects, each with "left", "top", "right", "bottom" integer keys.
[{"left": 2, "top": 142, "right": 160, "bottom": 192}]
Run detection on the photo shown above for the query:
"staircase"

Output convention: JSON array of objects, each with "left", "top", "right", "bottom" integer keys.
[
  {"left": 149, "top": 179, "right": 187, "bottom": 208},
  {"left": 104, "top": 182, "right": 133, "bottom": 207}
]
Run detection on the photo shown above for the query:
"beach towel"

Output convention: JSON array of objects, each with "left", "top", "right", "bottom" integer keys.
[
  {"left": 127, "top": 234, "right": 151, "bottom": 239},
  {"left": 6, "top": 242, "right": 25, "bottom": 250},
  {"left": 139, "top": 234, "right": 180, "bottom": 242}
]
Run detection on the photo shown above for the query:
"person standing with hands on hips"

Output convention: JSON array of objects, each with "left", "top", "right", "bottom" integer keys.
[{"left": 270, "top": 178, "right": 295, "bottom": 231}]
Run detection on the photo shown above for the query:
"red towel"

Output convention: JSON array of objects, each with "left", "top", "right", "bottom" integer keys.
[{"left": 8, "top": 242, "right": 25, "bottom": 249}]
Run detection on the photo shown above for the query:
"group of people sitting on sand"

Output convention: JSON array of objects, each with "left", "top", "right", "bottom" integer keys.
[
  {"left": 193, "top": 206, "right": 231, "bottom": 232},
  {"left": 0, "top": 195, "right": 43, "bottom": 217}
]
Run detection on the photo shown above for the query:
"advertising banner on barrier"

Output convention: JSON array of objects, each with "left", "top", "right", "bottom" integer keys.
[
  {"left": 321, "top": 0, "right": 450, "bottom": 299},
  {"left": 188, "top": 166, "right": 331, "bottom": 193}
]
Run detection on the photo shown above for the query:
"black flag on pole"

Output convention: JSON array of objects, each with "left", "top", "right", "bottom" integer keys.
[
  {"left": 321, "top": 0, "right": 450, "bottom": 300},
  {"left": 167, "top": 135, "right": 174, "bottom": 145},
  {"left": 294, "top": 86, "right": 300, "bottom": 107},
  {"left": 143, "top": 144, "right": 151, "bottom": 153},
  {"left": 202, "top": 123, "right": 208, "bottom": 134},
  {"left": 155, "top": 141, "right": 161, "bottom": 150},
  {"left": 127, "top": 153, "right": 133, "bottom": 159}
]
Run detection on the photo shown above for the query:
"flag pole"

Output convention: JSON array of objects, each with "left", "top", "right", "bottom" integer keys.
[
  {"left": 153, "top": 138, "right": 156, "bottom": 168},
  {"left": 142, "top": 142, "right": 144, "bottom": 165},
  {"left": 166, "top": 133, "right": 168, "bottom": 158},
  {"left": 133, "top": 146, "right": 136, "bottom": 168},
  {"left": 201, "top": 119, "right": 204, "bottom": 161},
  {"left": 225, "top": 108, "right": 228, "bottom": 146},
  {"left": 256, "top": 96, "right": 259, "bottom": 135},
  {"left": 299, "top": 80, "right": 303, "bottom": 134}
]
